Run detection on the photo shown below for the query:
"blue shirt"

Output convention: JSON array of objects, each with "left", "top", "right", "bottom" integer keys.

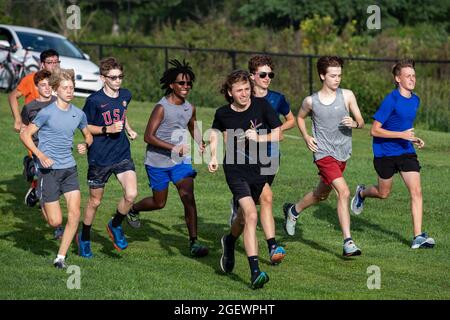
[
  {"left": 33, "top": 102, "right": 87, "bottom": 169},
  {"left": 83, "top": 88, "right": 132, "bottom": 166},
  {"left": 264, "top": 90, "right": 291, "bottom": 157},
  {"left": 372, "top": 89, "right": 420, "bottom": 157}
]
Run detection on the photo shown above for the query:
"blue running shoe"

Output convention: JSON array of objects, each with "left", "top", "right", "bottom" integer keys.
[
  {"left": 411, "top": 232, "right": 435, "bottom": 249},
  {"left": 106, "top": 220, "right": 128, "bottom": 251},
  {"left": 251, "top": 271, "right": 269, "bottom": 289},
  {"left": 269, "top": 246, "right": 286, "bottom": 265},
  {"left": 76, "top": 232, "right": 93, "bottom": 258},
  {"left": 351, "top": 184, "right": 365, "bottom": 215}
]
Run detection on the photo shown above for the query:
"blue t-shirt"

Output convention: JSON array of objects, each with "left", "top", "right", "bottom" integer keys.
[
  {"left": 264, "top": 90, "right": 291, "bottom": 157},
  {"left": 372, "top": 89, "right": 419, "bottom": 157},
  {"left": 33, "top": 102, "right": 87, "bottom": 169},
  {"left": 83, "top": 88, "right": 132, "bottom": 166}
]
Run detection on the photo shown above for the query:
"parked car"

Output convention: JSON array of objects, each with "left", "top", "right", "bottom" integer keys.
[{"left": 0, "top": 24, "right": 102, "bottom": 97}]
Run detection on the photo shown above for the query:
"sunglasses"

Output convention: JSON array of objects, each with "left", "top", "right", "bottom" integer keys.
[
  {"left": 104, "top": 74, "right": 124, "bottom": 81},
  {"left": 174, "top": 81, "right": 193, "bottom": 87},
  {"left": 257, "top": 72, "right": 275, "bottom": 79}
]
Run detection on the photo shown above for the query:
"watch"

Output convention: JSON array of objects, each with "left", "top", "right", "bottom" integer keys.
[{"left": 102, "top": 126, "right": 107, "bottom": 134}]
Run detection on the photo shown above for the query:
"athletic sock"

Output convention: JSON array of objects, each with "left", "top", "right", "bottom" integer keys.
[
  {"left": 248, "top": 256, "right": 260, "bottom": 280},
  {"left": 111, "top": 210, "right": 126, "bottom": 228},
  {"left": 267, "top": 238, "right": 277, "bottom": 253},
  {"left": 344, "top": 237, "right": 353, "bottom": 244},
  {"left": 57, "top": 254, "right": 65, "bottom": 261},
  {"left": 189, "top": 237, "right": 198, "bottom": 246},
  {"left": 290, "top": 204, "right": 300, "bottom": 217},
  {"left": 81, "top": 223, "right": 91, "bottom": 241}
]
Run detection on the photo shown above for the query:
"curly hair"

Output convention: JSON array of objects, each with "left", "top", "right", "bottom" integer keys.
[
  {"left": 220, "top": 70, "right": 254, "bottom": 103},
  {"left": 248, "top": 55, "right": 274, "bottom": 74},
  {"left": 160, "top": 59, "right": 195, "bottom": 95}
]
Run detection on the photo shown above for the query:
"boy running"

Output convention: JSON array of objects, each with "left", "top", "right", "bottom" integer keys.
[
  {"left": 20, "top": 70, "right": 63, "bottom": 238},
  {"left": 229, "top": 55, "right": 295, "bottom": 264},
  {"left": 20, "top": 68, "right": 92, "bottom": 268},
  {"left": 77, "top": 57, "right": 138, "bottom": 257},
  {"left": 351, "top": 59, "right": 435, "bottom": 249},
  {"left": 209, "top": 70, "right": 282, "bottom": 289},
  {"left": 283, "top": 56, "right": 364, "bottom": 257},
  {"left": 126, "top": 59, "right": 209, "bottom": 258}
]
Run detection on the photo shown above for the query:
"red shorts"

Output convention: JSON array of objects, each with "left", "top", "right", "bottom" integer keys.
[{"left": 315, "top": 156, "right": 347, "bottom": 185}]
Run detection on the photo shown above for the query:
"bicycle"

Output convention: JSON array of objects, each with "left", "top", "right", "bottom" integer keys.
[{"left": 0, "top": 44, "right": 39, "bottom": 92}]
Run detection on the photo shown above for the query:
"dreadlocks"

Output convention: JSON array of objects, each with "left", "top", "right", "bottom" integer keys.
[{"left": 160, "top": 59, "right": 196, "bottom": 95}]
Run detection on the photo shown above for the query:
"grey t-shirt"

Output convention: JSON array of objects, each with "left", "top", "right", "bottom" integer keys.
[
  {"left": 21, "top": 96, "right": 57, "bottom": 146},
  {"left": 32, "top": 102, "right": 88, "bottom": 169},
  {"left": 311, "top": 88, "right": 352, "bottom": 162},
  {"left": 144, "top": 96, "right": 193, "bottom": 168}
]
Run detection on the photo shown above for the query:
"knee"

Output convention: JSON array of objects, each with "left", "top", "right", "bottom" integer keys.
[
  {"left": 410, "top": 186, "right": 422, "bottom": 199},
  {"left": 243, "top": 211, "right": 258, "bottom": 226},
  {"left": 155, "top": 199, "right": 166, "bottom": 210},
  {"left": 313, "top": 191, "right": 329, "bottom": 202},
  {"left": 88, "top": 197, "right": 102, "bottom": 210},
  {"left": 124, "top": 189, "right": 138, "bottom": 204},
  {"left": 378, "top": 190, "right": 390, "bottom": 199},
  {"left": 338, "top": 187, "right": 351, "bottom": 200},
  {"left": 259, "top": 191, "right": 273, "bottom": 206},
  {"left": 48, "top": 215, "right": 62, "bottom": 228}
]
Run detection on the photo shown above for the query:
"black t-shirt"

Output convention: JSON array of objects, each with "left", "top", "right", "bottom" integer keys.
[
  {"left": 21, "top": 96, "right": 57, "bottom": 146},
  {"left": 211, "top": 97, "right": 282, "bottom": 183}
]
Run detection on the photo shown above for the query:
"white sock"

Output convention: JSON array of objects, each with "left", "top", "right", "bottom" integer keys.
[{"left": 57, "top": 254, "right": 65, "bottom": 261}]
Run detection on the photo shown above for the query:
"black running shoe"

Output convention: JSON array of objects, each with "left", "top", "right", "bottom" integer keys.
[
  {"left": 220, "top": 235, "right": 235, "bottom": 273},
  {"left": 25, "top": 187, "right": 38, "bottom": 207}
]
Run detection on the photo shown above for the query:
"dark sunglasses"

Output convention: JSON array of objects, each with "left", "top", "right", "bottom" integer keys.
[
  {"left": 257, "top": 72, "right": 275, "bottom": 79},
  {"left": 174, "top": 81, "right": 193, "bottom": 87},
  {"left": 104, "top": 74, "right": 124, "bottom": 80}
]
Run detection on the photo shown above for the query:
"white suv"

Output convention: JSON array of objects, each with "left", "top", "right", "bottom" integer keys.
[{"left": 0, "top": 24, "right": 102, "bottom": 97}]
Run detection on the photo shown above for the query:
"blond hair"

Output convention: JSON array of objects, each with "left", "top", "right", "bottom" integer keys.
[{"left": 49, "top": 68, "right": 75, "bottom": 90}]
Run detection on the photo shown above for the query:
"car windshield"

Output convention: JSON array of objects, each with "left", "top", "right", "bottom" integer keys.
[{"left": 16, "top": 31, "right": 85, "bottom": 59}]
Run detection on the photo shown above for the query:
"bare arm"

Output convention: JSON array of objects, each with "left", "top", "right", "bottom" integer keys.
[
  {"left": 188, "top": 105, "right": 205, "bottom": 153},
  {"left": 281, "top": 111, "right": 296, "bottom": 132},
  {"left": 371, "top": 120, "right": 416, "bottom": 141},
  {"left": 20, "top": 123, "right": 53, "bottom": 168},
  {"left": 245, "top": 126, "right": 281, "bottom": 142},
  {"left": 8, "top": 89, "right": 23, "bottom": 132},
  {"left": 297, "top": 96, "right": 318, "bottom": 152},
  {"left": 342, "top": 89, "right": 365, "bottom": 129},
  {"left": 77, "top": 127, "right": 94, "bottom": 154},
  {"left": 208, "top": 129, "right": 221, "bottom": 173}
]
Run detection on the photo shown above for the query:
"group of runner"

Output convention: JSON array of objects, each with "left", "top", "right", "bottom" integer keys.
[{"left": 9, "top": 51, "right": 434, "bottom": 289}]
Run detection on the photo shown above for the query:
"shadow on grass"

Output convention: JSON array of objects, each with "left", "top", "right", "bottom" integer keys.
[
  {"left": 0, "top": 174, "right": 59, "bottom": 257},
  {"left": 274, "top": 201, "right": 410, "bottom": 255}
]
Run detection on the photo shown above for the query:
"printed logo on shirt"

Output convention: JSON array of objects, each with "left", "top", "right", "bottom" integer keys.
[
  {"left": 122, "top": 100, "right": 127, "bottom": 108},
  {"left": 100, "top": 103, "right": 109, "bottom": 108}
]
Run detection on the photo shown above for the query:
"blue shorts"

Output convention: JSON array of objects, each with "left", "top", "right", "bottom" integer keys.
[{"left": 145, "top": 163, "right": 197, "bottom": 191}]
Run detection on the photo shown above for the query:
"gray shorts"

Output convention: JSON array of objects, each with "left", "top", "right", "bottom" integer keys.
[{"left": 36, "top": 166, "right": 80, "bottom": 204}]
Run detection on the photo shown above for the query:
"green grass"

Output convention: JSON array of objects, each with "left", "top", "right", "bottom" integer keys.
[{"left": 0, "top": 93, "right": 449, "bottom": 300}]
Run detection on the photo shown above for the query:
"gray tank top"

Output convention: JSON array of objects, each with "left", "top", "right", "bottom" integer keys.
[
  {"left": 144, "top": 97, "right": 193, "bottom": 168},
  {"left": 311, "top": 88, "right": 352, "bottom": 162}
]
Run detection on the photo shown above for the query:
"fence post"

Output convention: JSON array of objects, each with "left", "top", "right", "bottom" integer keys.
[
  {"left": 229, "top": 51, "right": 237, "bottom": 70},
  {"left": 307, "top": 55, "right": 313, "bottom": 95},
  {"left": 98, "top": 44, "right": 103, "bottom": 60},
  {"left": 164, "top": 47, "right": 169, "bottom": 71}
]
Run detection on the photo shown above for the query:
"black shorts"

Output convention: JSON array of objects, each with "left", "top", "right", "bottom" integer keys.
[
  {"left": 36, "top": 166, "right": 80, "bottom": 204},
  {"left": 87, "top": 158, "right": 135, "bottom": 189},
  {"left": 373, "top": 153, "right": 421, "bottom": 179},
  {"left": 227, "top": 178, "right": 266, "bottom": 206}
]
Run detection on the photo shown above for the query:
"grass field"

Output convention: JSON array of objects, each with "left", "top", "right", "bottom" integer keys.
[{"left": 0, "top": 93, "right": 449, "bottom": 300}]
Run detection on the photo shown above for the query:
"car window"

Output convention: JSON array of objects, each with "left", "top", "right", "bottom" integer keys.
[
  {"left": 16, "top": 31, "right": 85, "bottom": 59},
  {"left": 0, "top": 28, "right": 16, "bottom": 47}
]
